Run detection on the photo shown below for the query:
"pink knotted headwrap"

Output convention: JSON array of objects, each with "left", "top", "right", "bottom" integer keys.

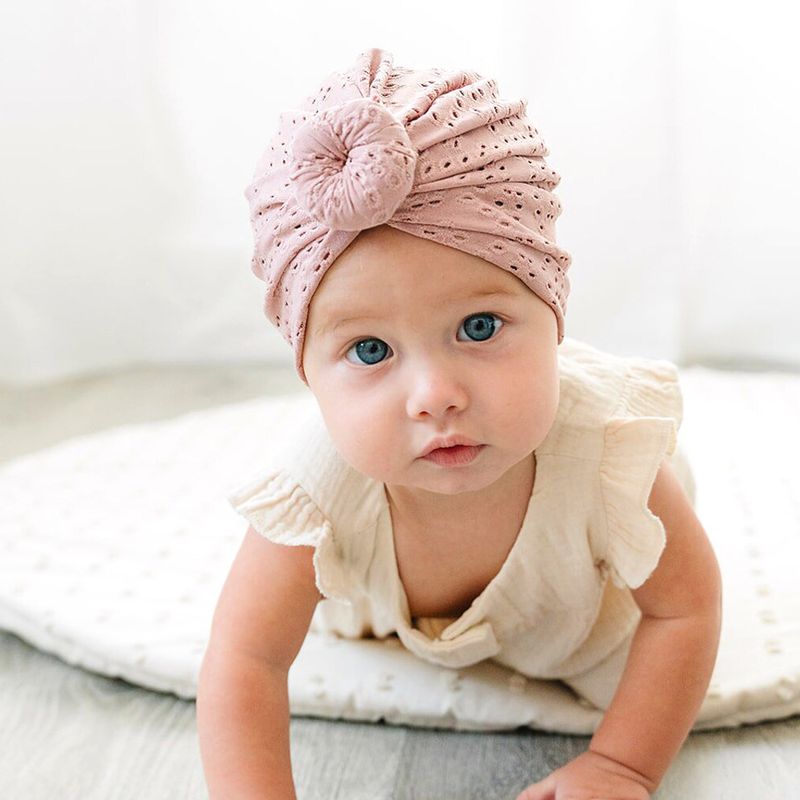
[{"left": 245, "top": 47, "right": 572, "bottom": 385}]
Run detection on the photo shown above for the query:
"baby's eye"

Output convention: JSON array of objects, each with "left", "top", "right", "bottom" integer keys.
[
  {"left": 343, "top": 313, "right": 503, "bottom": 367},
  {"left": 344, "top": 338, "right": 391, "bottom": 366},
  {"left": 457, "top": 312, "right": 503, "bottom": 342}
]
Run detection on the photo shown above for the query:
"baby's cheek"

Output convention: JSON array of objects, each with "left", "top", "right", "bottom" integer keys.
[
  {"left": 328, "top": 414, "right": 397, "bottom": 482},
  {"left": 500, "top": 374, "right": 558, "bottom": 446},
  {"left": 531, "top": 380, "right": 560, "bottom": 443}
]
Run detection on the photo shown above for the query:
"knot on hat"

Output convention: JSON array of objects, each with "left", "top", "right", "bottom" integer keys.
[{"left": 289, "top": 97, "right": 418, "bottom": 231}]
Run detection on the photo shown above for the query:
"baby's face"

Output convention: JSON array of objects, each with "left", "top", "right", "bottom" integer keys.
[{"left": 302, "top": 224, "right": 559, "bottom": 496}]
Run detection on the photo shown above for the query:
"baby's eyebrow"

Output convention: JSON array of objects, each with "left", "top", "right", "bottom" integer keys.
[{"left": 316, "top": 288, "right": 520, "bottom": 336}]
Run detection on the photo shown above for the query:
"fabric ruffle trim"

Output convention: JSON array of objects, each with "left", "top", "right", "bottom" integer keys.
[
  {"left": 226, "top": 469, "right": 353, "bottom": 604},
  {"left": 597, "top": 360, "right": 683, "bottom": 590},
  {"left": 613, "top": 356, "right": 684, "bottom": 439}
]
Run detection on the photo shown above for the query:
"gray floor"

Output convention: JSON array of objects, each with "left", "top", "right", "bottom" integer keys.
[{"left": 2, "top": 361, "right": 799, "bottom": 799}]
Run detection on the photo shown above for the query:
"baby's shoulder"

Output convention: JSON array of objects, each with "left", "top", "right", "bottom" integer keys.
[
  {"left": 225, "top": 392, "right": 383, "bottom": 603},
  {"left": 552, "top": 339, "right": 689, "bottom": 592},
  {"left": 554, "top": 336, "right": 683, "bottom": 438}
]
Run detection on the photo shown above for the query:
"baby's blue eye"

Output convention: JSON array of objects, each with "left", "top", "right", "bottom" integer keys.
[
  {"left": 459, "top": 312, "right": 503, "bottom": 342},
  {"left": 346, "top": 338, "right": 389, "bottom": 366},
  {"left": 343, "top": 313, "right": 503, "bottom": 366}
]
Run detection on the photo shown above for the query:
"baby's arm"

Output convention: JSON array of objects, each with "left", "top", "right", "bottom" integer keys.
[
  {"left": 197, "top": 525, "right": 322, "bottom": 800},
  {"left": 519, "top": 458, "right": 722, "bottom": 799},
  {"left": 586, "top": 457, "right": 722, "bottom": 789}
]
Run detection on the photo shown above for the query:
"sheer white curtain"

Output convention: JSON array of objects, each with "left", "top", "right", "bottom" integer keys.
[{"left": 2, "top": 0, "right": 798, "bottom": 385}]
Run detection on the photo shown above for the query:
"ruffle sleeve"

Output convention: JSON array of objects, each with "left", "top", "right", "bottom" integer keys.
[
  {"left": 596, "top": 357, "right": 684, "bottom": 590},
  {"left": 226, "top": 469, "right": 353, "bottom": 604}
]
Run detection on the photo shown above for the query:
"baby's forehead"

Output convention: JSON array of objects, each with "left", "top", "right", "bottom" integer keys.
[
  {"left": 310, "top": 276, "right": 535, "bottom": 335},
  {"left": 306, "top": 228, "right": 537, "bottom": 328}
]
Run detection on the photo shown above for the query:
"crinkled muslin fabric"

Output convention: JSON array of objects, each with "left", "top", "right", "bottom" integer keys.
[
  {"left": 225, "top": 338, "right": 690, "bottom": 685},
  {"left": 244, "top": 47, "right": 572, "bottom": 384}
]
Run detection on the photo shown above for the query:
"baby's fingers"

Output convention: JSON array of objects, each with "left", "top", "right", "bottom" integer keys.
[{"left": 514, "top": 773, "right": 556, "bottom": 800}]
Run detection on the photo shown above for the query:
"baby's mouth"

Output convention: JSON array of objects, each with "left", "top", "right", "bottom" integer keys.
[{"left": 421, "top": 444, "right": 486, "bottom": 467}]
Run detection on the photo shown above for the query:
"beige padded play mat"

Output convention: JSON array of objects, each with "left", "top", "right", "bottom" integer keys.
[{"left": 1, "top": 364, "right": 799, "bottom": 735}]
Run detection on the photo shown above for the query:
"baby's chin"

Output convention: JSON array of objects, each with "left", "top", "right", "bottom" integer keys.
[
  {"left": 384, "top": 452, "right": 529, "bottom": 496},
  {"left": 341, "top": 457, "right": 488, "bottom": 494}
]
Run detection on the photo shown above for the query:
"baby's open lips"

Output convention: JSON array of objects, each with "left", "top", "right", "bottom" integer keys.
[{"left": 419, "top": 435, "right": 482, "bottom": 457}]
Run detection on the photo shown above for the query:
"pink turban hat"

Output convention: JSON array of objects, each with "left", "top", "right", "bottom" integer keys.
[{"left": 244, "top": 47, "right": 572, "bottom": 385}]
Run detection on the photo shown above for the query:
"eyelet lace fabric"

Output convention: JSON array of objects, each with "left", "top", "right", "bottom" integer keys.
[{"left": 290, "top": 97, "right": 418, "bottom": 231}]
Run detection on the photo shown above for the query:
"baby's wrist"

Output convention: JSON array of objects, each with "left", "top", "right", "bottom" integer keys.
[{"left": 586, "top": 745, "right": 659, "bottom": 794}]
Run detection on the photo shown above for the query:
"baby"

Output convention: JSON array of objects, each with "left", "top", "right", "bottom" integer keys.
[{"left": 197, "top": 48, "right": 722, "bottom": 800}]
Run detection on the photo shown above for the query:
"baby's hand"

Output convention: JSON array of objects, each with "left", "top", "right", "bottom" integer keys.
[{"left": 515, "top": 749, "right": 654, "bottom": 800}]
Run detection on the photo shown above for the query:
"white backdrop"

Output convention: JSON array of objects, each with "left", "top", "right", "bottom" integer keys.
[{"left": 2, "top": 0, "right": 799, "bottom": 386}]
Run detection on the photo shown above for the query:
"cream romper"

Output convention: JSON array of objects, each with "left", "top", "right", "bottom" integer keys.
[{"left": 227, "top": 336, "right": 695, "bottom": 711}]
